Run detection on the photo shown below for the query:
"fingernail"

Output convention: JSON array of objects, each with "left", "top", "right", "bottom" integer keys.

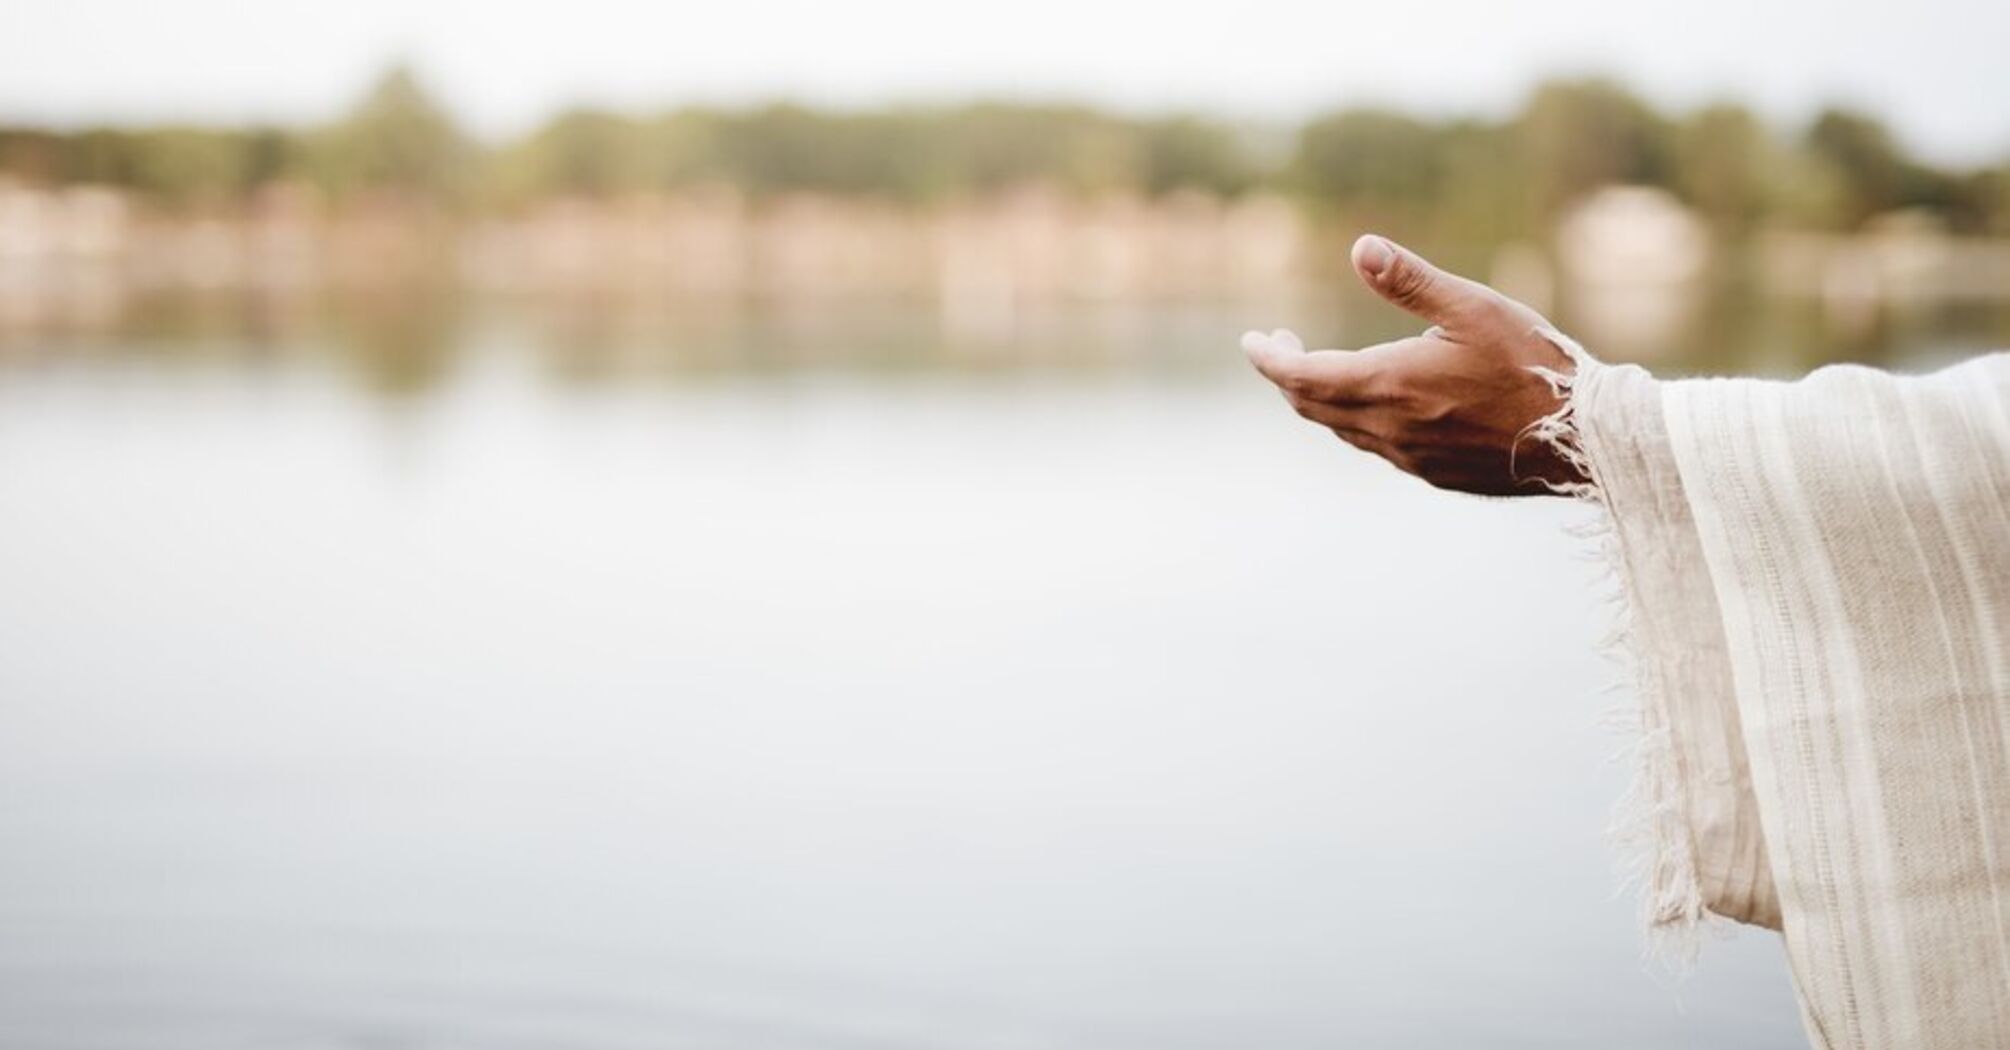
[
  {"left": 1355, "top": 236, "right": 1394, "bottom": 278},
  {"left": 1270, "top": 329, "right": 1303, "bottom": 353},
  {"left": 1239, "top": 330, "right": 1271, "bottom": 353}
]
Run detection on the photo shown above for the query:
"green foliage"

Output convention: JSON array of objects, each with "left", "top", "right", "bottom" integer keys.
[
  {"left": 1139, "top": 117, "right": 1258, "bottom": 196},
  {"left": 1295, "top": 110, "right": 1447, "bottom": 207},
  {"left": 485, "top": 109, "right": 654, "bottom": 203},
  {"left": 1517, "top": 79, "right": 1673, "bottom": 214},
  {"left": 125, "top": 128, "right": 269, "bottom": 201},
  {"left": 0, "top": 125, "right": 302, "bottom": 203},
  {"left": 1672, "top": 104, "right": 1771, "bottom": 235},
  {"left": 710, "top": 105, "right": 934, "bottom": 197},
  {"left": 310, "top": 65, "right": 469, "bottom": 199},
  {"left": 1952, "top": 166, "right": 2010, "bottom": 236},
  {"left": 472, "top": 104, "right": 1258, "bottom": 203},
  {"left": 1799, "top": 107, "right": 1960, "bottom": 228},
  {"left": 1, "top": 66, "right": 2004, "bottom": 238}
]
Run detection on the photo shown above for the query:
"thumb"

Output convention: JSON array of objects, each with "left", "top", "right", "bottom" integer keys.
[{"left": 1351, "top": 234, "right": 1488, "bottom": 328}]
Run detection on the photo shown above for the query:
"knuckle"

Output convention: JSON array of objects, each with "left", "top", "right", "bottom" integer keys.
[
  {"left": 1382, "top": 396, "right": 1439, "bottom": 440},
  {"left": 1460, "top": 284, "right": 1513, "bottom": 323},
  {"left": 1353, "top": 359, "right": 1400, "bottom": 404},
  {"left": 1382, "top": 262, "right": 1434, "bottom": 307},
  {"left": 1413, "top": 398, "right": 1458, "bottom": 428},
  {"left": 1368, "top": 374, "right": 1457, "bottom": 438},
  {"left": 1501, "top": 298, "right": 1545, "bottom": 331},
  {"left": 1294, "top": 373, "right": 1342, "bottom": 405}
]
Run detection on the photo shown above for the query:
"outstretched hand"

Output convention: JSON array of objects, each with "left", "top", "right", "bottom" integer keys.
[{"left": 1242, "top": 235, "right": 1584, "bottom": 497}]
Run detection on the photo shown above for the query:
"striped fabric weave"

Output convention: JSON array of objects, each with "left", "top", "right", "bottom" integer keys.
[{"left": 1568, "top": 351, "right": 2010, "bottom": 1049}]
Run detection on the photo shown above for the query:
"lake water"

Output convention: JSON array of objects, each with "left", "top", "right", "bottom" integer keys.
[{"left": 0, "top": 299, "right": 1841, "bottom": 1048}]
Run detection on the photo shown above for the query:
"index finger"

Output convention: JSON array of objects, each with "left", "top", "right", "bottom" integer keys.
[{"left": 1240, "top": 329, "right": 1382, "bottom": 404}]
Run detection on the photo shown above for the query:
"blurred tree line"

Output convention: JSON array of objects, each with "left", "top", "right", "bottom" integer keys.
[{"left": 2, "top": 66, "right": 2005, "bottom": 240}]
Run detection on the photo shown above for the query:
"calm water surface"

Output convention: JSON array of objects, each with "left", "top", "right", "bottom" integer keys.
[{"left": 0, "top": 303, "right": 1836, "bottom": 1048}]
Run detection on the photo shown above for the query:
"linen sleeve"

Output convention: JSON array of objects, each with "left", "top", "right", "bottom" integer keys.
[
  {"left": 1568, "top": 359, "right": 1781, "bottom": 935},
  {"left": 1566, "top": 349, "right": 2010, "bottom": 1050}
]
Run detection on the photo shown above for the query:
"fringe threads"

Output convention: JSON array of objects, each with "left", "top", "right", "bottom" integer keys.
[{"left": 1523, "top": 326, "right": 1718, "bottom": 972}]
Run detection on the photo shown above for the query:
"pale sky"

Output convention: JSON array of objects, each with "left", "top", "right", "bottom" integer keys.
[{"left": 2, "top": 0, "right": 2006, "bottom": 164}]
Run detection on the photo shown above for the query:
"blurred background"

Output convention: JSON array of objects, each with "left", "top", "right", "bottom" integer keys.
[{"left": 0, "top": 1, "right": 2004, "bottom": 1046}]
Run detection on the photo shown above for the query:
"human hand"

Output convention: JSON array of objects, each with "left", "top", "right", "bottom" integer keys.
[{"left": 1242, "top": 235, "right": 1585, "bottom": 496}]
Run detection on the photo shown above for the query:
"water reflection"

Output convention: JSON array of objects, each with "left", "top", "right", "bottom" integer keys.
[
  {"left": 8, "top": 251, "right": 2000, "bottom": 1047},
  {"left": 2, "top": 280, "right": 2003, "bottom": 401},
  {"left": 0, "top": 305, "right": 1837, "bottom": 1048}
]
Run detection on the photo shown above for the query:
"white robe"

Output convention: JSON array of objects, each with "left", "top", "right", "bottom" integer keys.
[{"left": 1556, "top": 346, "right": 2010, "bottom": 1048}]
